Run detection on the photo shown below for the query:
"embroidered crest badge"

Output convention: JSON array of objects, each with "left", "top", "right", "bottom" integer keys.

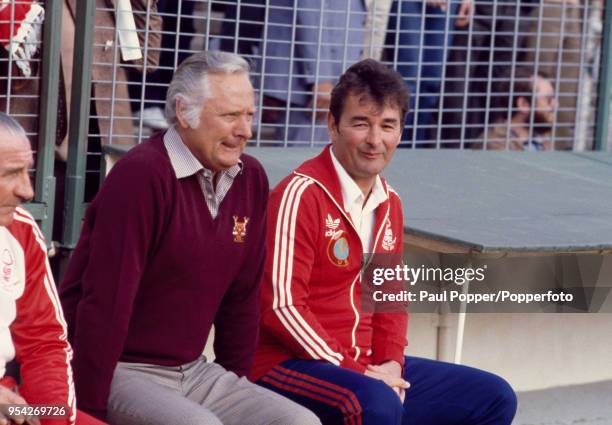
[
  {"left": 381, "top": 219, "right": 396, "bottom": 251},
  {"left": 1, "top": 248, "right": 17, "bottom": 293},
  {"left": 327, "top": 230, "right": 349, "bottom": 267},
  {"left": 325, "top": 214, "right": 341, "bottom": 238},
  {"left": 232, "top": 215, "right": 249, "bottom": 243}
]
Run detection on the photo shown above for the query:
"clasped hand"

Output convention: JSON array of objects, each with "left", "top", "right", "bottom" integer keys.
[{"left": 365, "top": 360, "right": 410, "bottom": 403}]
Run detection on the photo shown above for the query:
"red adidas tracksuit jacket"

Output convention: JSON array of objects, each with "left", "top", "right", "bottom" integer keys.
[
  {"left": 251, "top": 146, "right": 408, "bottom": 380},
  {"left": 1, "top": 207, "right": 76, "bottom": 425}
]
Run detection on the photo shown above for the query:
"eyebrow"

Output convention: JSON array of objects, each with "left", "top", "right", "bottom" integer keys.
[
  {"left": 1, "top": 165, "right": 28, "bottom": 174},
  {"left": 220, "top": 108, "right": 255, "bottom": 115},
  {"left": 349, "top": 115, "right": 399, "bottom": 123}
]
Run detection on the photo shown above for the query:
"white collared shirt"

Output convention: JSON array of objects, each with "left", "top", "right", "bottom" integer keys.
[{"left": 330, "top": 147, "right": 388, "bottom": 252}]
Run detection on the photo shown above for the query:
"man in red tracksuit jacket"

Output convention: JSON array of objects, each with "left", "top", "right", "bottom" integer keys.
[
  {"left": 251, "top": 59, "right": 518, "bottom": 425},
  {"left": 0, "top": 113, "right": 103, "bottom": 425}
]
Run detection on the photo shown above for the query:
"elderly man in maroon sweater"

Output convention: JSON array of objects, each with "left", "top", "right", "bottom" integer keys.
[{"left": 58, "top": 51, "right": 320, "bottom": 425}]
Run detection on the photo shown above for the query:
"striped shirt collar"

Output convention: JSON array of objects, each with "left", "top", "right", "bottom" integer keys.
[{"left": 163, "top": 126, "right": 242, "bottom": 179}]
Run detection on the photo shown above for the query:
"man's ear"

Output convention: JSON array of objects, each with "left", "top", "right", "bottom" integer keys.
[
  {"left": 327, "top": 111, "right": 338, "bottom": 142},
  {"left": 516, "top": 96, "right": 530, "bottom": 114},
  {"left": 175, "top": 97, "right": 191, "bottom": 129}
]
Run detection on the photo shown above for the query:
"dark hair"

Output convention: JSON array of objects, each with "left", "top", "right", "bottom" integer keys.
[{"left": 329, "top": 59, "right": 410, "bottom": 125}]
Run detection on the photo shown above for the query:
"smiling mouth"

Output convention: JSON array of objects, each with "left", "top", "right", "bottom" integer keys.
[{"left": 361, "top": 152, "right": 382, "bottom": 159}]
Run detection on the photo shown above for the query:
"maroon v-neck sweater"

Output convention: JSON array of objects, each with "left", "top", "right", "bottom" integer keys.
[{"left": 59, "top": 132, "right": 269, "bottom": 419}]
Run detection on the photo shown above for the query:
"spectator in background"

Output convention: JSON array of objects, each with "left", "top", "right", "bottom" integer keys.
[
  {"left": 259, "top": 0, "right": 367, "bottom": 145},
  {"left": 58, "top": 51, "right": 320, "bottom": 425},
  {"left": 362, "top": 0, "right": 393, "bottom": 60},
  {"left": 523, "top": 0, "right": 583, "bottom": 150},
  {"left": 0, "top": 0, "right": 49, "bottom": 139},
  {"left": 386, "top": 0, "right": 472, "bottom": 145},
  {"left": 62, "top": 0, "right": 161, "bottom": 148},
  {"left": 439, "top": 0, "right": 538, "bottom": 146},
  {"left": 1, "top": 0, "right": 161, "bottom": 271},
  {"left": 474, "top": 69, "right": 557, "bottom": 150},
  {"left": 1, "top": 0, "right": 161, "bottom": 149},
  {"left": 127, "top": 0, "right": 195, "bottom": 131},
  {"left": 0, "top": 112, "right": 104, "bottom": 425},
  {"left": 216, "top": 0, "right": 264, "bottom": 56}
]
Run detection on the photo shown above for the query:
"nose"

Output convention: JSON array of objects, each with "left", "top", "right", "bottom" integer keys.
[
  {"left": 235, "top": 114, "right": 253, "bottom": 140},
  {"left": 366, "top": 125, "right": 384, "bottom": 147},
  {"left": 15, "top": 171, "right": 34, "bottom": 202}
]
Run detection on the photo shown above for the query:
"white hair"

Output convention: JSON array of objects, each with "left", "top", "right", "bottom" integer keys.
[
  {"left": 165, "top": 51, "right": 250, "bottom": 128},
  {"left": 0, "top": 112, "right": 27, "bottom": 141}
]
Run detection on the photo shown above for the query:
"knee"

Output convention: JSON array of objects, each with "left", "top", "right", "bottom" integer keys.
[
  {"left": 484, "top": 375, "right": 518, "bottom": 423},
  {"left": 357, "top": 380, "right": 403, "bottom": 425},
  {"left": 497, "top": 378, "right": 518, "bottom": 422}
]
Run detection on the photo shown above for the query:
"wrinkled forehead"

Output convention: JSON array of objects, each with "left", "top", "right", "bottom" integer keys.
[
  {"left": 208, "top": 72, "right": 253, "bottom": 95},
  {"left": 350, "top": 92, "right": 402, "bottom": 119},
  {"left": 0, "top": 132, "right": 34, "bottom": 167},
  {"left": 206, "top": 72, "right": 254, "bottom": 109}
]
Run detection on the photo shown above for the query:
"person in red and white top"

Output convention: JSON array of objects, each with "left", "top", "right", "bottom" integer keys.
[
  {"left": 0, "top": 112, "right": 103, "bottom": 425},
  {"left": 251, "top": 59, "right": 518, "bottom": 425}
]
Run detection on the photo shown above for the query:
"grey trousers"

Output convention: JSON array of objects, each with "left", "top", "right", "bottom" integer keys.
[{"left": 107, "top": 356, "right": 321, "bottom": 425}]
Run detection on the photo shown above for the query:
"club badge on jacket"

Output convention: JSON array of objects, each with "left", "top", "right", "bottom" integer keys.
[
  {"left": 232, "top": 215, "right": 249, "bottom": 243},
  {"left": 1, "top": 248, "right": 16, "bottom": 292},
  {"left": 325, "top": 214, "right": 349, "bottom": 267},
  {"left": 381, "top": 218, "right": 396, "bottom": 251}
]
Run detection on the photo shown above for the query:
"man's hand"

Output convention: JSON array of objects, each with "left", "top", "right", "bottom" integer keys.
[
  {"left": 455, "top": 0, "right": 473, "bottom": 28},
  {"left": 426, "top": 0, "right": 448, "bottom": 10},
  {"left": 365, "top": 361, "right": 410, "bottom": 403},
  {"left": 0, "top": 386, "right": 40, "bottom": 425},
  {"left": 369, "top": 360, "right": 403, "bottom": 377},
  {"left": 308, "top": 81, "right": 334, "bottom": 121}
]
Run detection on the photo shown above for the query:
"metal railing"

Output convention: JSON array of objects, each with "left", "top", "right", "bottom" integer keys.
[
  {"left": 1, "top": 0, "right": 61, "bottom": 243},
  {"left": 72, "top": 0, "right": 611, "bottom": 150}
]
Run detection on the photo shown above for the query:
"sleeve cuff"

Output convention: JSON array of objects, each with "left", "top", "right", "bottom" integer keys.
[
  {"left": 372, "top": 342, "right": 406, "bottom": 368},
  {"left": 340, "top": 356, "right": 367, "bottom": 374}
]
